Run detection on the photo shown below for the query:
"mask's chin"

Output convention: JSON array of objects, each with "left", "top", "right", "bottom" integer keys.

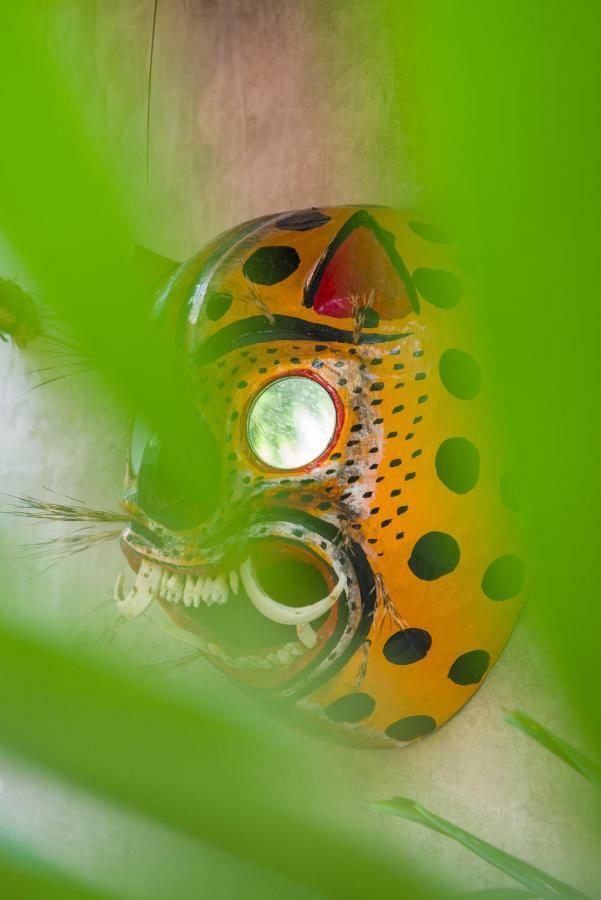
[{"left": 118, "top": 517, "right": 358, "bottom": 693}]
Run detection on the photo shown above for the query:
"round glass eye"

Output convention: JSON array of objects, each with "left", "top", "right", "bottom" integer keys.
[{"left": 247, "top": 375, "right": 338, "bottom": 470}]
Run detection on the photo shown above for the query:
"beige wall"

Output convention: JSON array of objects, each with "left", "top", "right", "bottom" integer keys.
[{"left": 0, "top": 2, "right": 599, "bottom": 897}]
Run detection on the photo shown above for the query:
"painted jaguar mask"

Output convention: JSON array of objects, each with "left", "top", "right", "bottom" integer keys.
[{"left": 117, "top": 206, "right": 524, "bottom": 748}]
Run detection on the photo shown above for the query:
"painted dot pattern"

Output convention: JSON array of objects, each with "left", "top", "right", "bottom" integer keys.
[
  {"left": 276, "top": 208, "right": 331, "bottom": 231},
  {"left": 439, "top": 348, "right": 482, "bottom": 400},
  {"left": 482, "top": 555, "right": 524, "bottom": 601},
  {"left": 413, "top": 267, "right": 464, "bottom": 309},
  {"left": 243, "top": 245, "right": 300, "bottom": 285},
  {"left": 325, "top": 692, "right": 375, "bottom": 723},
  {"left": 448, "top": 650, "right": 490, "bottom": 685},
  {"left": 408, "top": 531, "right": 460, "bottom": 581},
  {"left": 205, "top": 292, "right": 233, "bottom": 321},
  {"left": 435, "top": 437, "right": 480, "bottom": 494},
  {"left": 385, "top": 715, "right": 437, "bottom": 742},
  {"left": 383, "top": 628, "right": 432, "bottom": 665}
]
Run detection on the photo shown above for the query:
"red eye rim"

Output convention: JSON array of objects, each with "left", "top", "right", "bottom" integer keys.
[{"left": 243, "top": 368, "right": 344, "bottom": 473}]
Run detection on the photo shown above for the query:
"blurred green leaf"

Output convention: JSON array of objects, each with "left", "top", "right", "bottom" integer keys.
[
  {"left": 375, "top": 797, "right": 590, "bottom": 899},
  {"left": 506, "top": 711, "right": 601, "bottom": 789},
  {"left": 466, "top": 891, "right": 540, "bottom": 899},
  {"left": 0, "top": 618, "right": 439, "bottom": 900},
  {"left": 0, "top": 833, "right": 116, "bottom": 900}
]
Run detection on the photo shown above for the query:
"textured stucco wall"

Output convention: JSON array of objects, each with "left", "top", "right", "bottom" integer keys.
[{"left": 0, "top": 2, "right": 599, "bottom": 897}]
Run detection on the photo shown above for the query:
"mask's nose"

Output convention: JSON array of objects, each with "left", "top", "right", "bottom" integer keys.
[{"left": 135, "top": 413, "right": 222, "bottom": 531}]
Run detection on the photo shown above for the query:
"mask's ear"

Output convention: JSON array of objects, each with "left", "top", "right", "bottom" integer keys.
[
  {"left": 0, "top": 278, "right": 41, "bottom": 348},
  {"left": 303, "top": 209, "right": 419, "bottom": 323}
]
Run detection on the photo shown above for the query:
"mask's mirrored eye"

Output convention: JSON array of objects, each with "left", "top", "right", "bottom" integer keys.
[{"left": 247, "top": 374, "right": 338, "bottom": 470}]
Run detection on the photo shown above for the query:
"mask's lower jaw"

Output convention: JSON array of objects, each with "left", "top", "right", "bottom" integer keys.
[{"left": 116, "top": 515, "right": 363, "bottom": 694}]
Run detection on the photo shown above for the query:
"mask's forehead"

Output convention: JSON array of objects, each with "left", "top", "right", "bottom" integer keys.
[{"left": 183, "top": 206, "right": 421, "bottom": 365}]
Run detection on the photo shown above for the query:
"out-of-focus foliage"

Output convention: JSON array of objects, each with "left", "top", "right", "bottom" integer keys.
[
  {"left": 376, "top": 796, "right": 591, "bottom": 899},
  {"left": 376, "top": 0, "right": 601, "bottom": 751},
  {"left": 0, "top": 1, "right": 599, "bottom": 897},
  {"left": 507, "top": 711, "right": 601, "bottom": 789}
]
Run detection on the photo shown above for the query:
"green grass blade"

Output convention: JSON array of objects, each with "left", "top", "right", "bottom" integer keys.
[
  {"left": 506, "top": 711, "right": 601, "bottom": 789},
  {"left": 375, "top": 797, "right": 590, "bottom": 900}
]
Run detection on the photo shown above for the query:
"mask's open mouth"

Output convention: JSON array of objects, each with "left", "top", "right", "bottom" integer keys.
[{"left": 118, "top": 515, "right": 363, "bottom": 694}]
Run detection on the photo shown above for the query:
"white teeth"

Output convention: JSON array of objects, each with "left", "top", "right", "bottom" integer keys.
[
  {"left": 228, "top": 570, "right": 239, "bottom": 594},
  {"left": 183, "top": 575, "right": 196, "bottom": 608},
  {"left": 166, "top": 572, "right": 184, "bottom": 605},
  {"left": 296, "top": 622, "right": 318, "bottom": 649},
  {"left": 117, "top": 560, "right": 161, "bottom": 620},
  {"left": 239, "top": 558, "right": 346, "bottom": 626},
  {"left": 192, "top": 577, "right": 202, "bottom": 608},
  {"left": 214, "top": 574, "right": 227, "bottom": 606}
]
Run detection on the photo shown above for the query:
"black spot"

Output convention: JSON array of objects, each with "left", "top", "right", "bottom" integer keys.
[
  {"left": 393, "top": 404, "right": 404, "bottom": 414},
  {"left": 397, "top": 505, "right": 408, "bottom": 515},
  {"left": 390, "top": 458, "right": 402, "bottom": 468},
  {"left": 381, "top": 519, "right": 392, "bottom": 528},
  {"left": 370, "top": 382, "right": 384, "bottom": 392},
  {"left": 385, "top": 715, "right": 436, "bottom": 742},
  {"left": 408, "top": 531, "right": 460, "bottom": 581},
  {"left": 435, "top": 437, "right": 480, "bottom": 494},
  {"left": 390, "top": 488, "right": 401, "bottom": 497},
  {"left": 363, "top": 308, "right": 380, "bottom": 328},
  {"left": 276, "top": 208, "right": 331, "bottom": 231},
  {"left": 413, "top": 268, "right": 463, "bottom": 309},
  {"left": 383, "top": 628, "right": 432, "bottom": 665},
  {"left": 243, "top": 245, "right": 300, "bottom": 285},
  {"left": 482, "top": 555, "right": 524, "bottom": 601},
  {"left": 325, "top": 691, "right": 375, "bottom": 723},
  {"left": 439, "top": 349, "right": 482, "bottom": 399},
  {"left": 205, "top": 292, "right": 233, "bottom": 321},
  {"left": 408, "top": 220, "right": 449, "bottom": 244},
  {"left": 448, "top": 650, "right": 490, "bottom": 685}
]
